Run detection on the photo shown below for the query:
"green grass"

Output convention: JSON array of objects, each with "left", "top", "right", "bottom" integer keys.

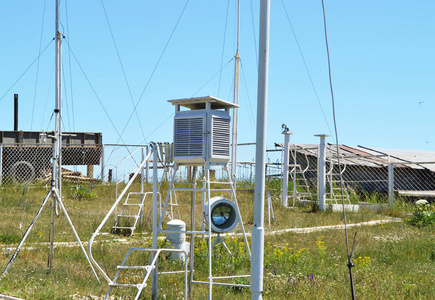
[{"left": 0, "top": 182, "right": 433, "bottom": 299}]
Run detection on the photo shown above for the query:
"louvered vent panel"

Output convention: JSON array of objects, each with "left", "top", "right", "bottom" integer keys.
[
  {"left": 212, "top": 117, "right": 230, "bottom": 157},
  {"left": 174, "top": 118, "right": 203, "bottom": 157}
]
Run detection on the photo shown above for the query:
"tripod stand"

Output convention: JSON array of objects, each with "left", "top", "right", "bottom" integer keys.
[
  {"left": 1, "top": 171, "right": 99, "bottom": 280},
  {"left": 1, "top": 0, "right": 98, "bottom": 281}
]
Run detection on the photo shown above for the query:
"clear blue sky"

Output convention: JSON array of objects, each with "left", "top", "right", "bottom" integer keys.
[{"left": 0, "top": 1, "right": 433, "bottom": 151}]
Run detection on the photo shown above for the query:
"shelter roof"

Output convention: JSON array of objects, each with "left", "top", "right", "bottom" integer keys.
[{"left": 168, "top": 95, "right": 239, "bottom": 110}]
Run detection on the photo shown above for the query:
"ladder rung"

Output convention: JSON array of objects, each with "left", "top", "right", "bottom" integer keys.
[
  {"left": 117, "top": 215, "right": 139, "bottom": 218},
  {"left": 112, "top": 226, "right": 134, "bottom": 230},
  {"left": 117, "top": 265, "right": 153, "bottom": 270},
  {"left": 123, "top": 203, "right": 142, "bottom": 206},
  {"left": 109, "top": 283, "right": 142, "bottom": 288}
]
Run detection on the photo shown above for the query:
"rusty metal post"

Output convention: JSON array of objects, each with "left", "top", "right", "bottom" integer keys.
[{"left": 14, "top": 94, "right": 18, "bottom": 131}]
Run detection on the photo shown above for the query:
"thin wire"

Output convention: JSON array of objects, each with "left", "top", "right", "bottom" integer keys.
[
  {"left": 63, "top": 40, "right": 139, "bottom": 167},
  {"left": 280, "top": 0, "right": 333, "bottom": 138},
  {"left": 45, "top": 112, "right": 55, "bottom": 131},
  {"left": 191, "top": 57, "right": 235, "bottom": 97},
  {"left": 320, "top": 1, "right": 356, "bottom": 299},
  {"left": 62, "top": 57, "right": 71, "bottom": 131},
  {"left": 31, "top": 0, "right": 48, "bottom": 130},
  {"left": 100, "top": 0, "right": 146, "bottom": 142},
  {"left": 218, "top": 0, "right": 231, "bottom": 97},
  {"left": 140, "top": 113, "right": 175, "bottom": 145},
  {"left": 65, "top": 0, "right": 76, "bottom": 131},
  {"left": 118, "top": 0, "right": 190, "bottom": 145},
  {"left": 249, "top": 0, "right": 258, "bottom": 68},
  {"left": 0, "top": 40, "right": 54, "bottom": 103},
  {"left": 63, "top": 40, "right": 126, "bottom": 145},
  {"left": 40, "top": 64, "right": 55, "bottom": 130},
  {"left": 240, "top": 60, "right": 256, "bottom": 139}
]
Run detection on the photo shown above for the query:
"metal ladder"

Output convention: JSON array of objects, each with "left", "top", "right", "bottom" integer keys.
[
  {"left": 112, "top": 192, "right": 146, "bottom": 235},
  {"left": 289, "top": 164, "right": 312, "bottom": 202},
  {"left": 326, "top": 160, "right": 351, "bottom": 205},
  {"left": 288, "top": 146, "right": 313, "bottom": 205},
  {"left": 104, "top": 248, "right": 188, "bottom": 300},
  {"left": 112, "top": 192, "right": 162, "bottom": 236}
]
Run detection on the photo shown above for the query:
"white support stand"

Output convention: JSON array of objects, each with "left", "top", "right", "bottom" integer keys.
[
  {"left": 251, "top": 0, "right": 270, "bottom": 298},
  {"left": 152, "top": 149, "right": 158, "bottom": 299},
  {"left": 155, "top": 163, "right": 250, "bottom": 299},
  {"left": 101, "top": 145, "right": 105, "bottom": 184},
  {"left": 388, "top": 160, "right": 394, "bottom": 208},
  {"left": 315, "top": 134, "right": 329, "bottom": 211},
  {"left": 1, "top": 0, "right": 99, "bottom": 281},
  {"left": 281, "top": 127, "right": 292, "bottom": 207}
]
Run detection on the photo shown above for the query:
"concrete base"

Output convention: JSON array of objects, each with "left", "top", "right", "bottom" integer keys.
[
  {"left": 327, "top": 204, "right": 359, "bottom": 212},
  {"left": 358, "top": 202, "right": 388, "bottom": 210},
  {"left": 298, "top": 200, "right": 317, "bottom": 207}
]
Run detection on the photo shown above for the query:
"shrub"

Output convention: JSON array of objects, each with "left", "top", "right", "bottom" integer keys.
[{"left": 406, "top": 200, "right": 435, "bottom": 227}]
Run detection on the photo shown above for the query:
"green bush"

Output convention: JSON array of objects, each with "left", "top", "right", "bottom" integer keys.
[
  {"left": 71, "top": 185, "right": 97, "bottom": 200},
  {"left": 406, "top": 201, "right": 435, "bottom": 227}
]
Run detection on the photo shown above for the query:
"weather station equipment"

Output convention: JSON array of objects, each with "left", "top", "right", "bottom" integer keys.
[{"left": 152, "top": 95, "right": 251, "bottom": 299}]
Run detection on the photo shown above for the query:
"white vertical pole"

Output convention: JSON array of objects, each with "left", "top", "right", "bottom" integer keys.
[
  {"left": 388, "top": 158, "right": 394, "bottom": 208},
  {"left": 152, "top": 148, "right": 158, "bottom": 299},
  {"left": 139, "top": 147, "right": 145, "bottom": 226},
  {"left": 281, "top": 130, "right": 292, "bottom": 207},
  {"left": 251, "top": 1, "right": 270, "bottom": 299},
  {"left": 315, "top": 134, "right": 329, "bottom": 211},
  {"left": 292, "top": 147, "right": 296, "bottom": 206},
  {"left": 146, "top": 145, "right": 149, "bottom": 183},
  {"left": 49, "top": 0, "right": 62, "bottom": 270},
  {"left": 100, "top": 145, "right": 105, "bottom": 184},
  {"left": 206, "top": 168, "right": 213, "bottom": 298},
  {"left": 231, "top": 0, "right": 241, "bottom": 188}
]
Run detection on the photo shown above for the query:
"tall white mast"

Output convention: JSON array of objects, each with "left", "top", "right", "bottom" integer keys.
[
  {"left": 251, "top": 0, "right": 270, "bottom": 299},
  {"left": 54, "top": 0, "right": 62, "bottom": 195},
  {"left": 2, "top": 0, "right": 98, "bottom": 280},
  {"left": 231, "top": 0, "right": 240, "bottom": 185},
  {"left": 49, "top": 0, "right": 63, "bottom": 269}
]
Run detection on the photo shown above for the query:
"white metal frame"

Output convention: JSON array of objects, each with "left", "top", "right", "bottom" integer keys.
[{"left": 156, "top": 162, "right": 251, "bottom": 299}]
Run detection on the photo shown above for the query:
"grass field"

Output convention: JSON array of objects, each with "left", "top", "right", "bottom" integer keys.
[{"left": 0, "top": 181, "right": 434, "bottom": 299}]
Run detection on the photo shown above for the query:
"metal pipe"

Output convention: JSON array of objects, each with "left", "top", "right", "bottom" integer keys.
[
  {"left": 207, "top": 168, "right": 213, "bottom": 298},
  {"left": 14, "top": 94, "right": 18, "bottom": 131},
  {"left": 152, "top": 148, "right": 158, "bottom": 299},
  {"left": 231, "top": 0, "right": 241, "bottom": 187},
  {"left": 281, "top": 130, "right": 292, "bottom": 207},
  {"left": 100, "top": 145, "right": 105, "bottom": 184},
  {"left": 189, "top": 166, "right": 197, "bottom": 298},
  {"left": 388, "top": 158, "right": 394, "bottom": 208},
  {"left": 146, "top": 145, "right": 150, "bottom": 183},
  {"left": 292, "top": 147, "right": 296, "bottom": 206},
  {"left": 139, "top": 147, "right": 145, "bottom": 226},
  {"left": 251, "top": 1, "right": 270, "bottom": 299},
  {"left": 315, "top": 134, "right": 329, "bottom": 211}
]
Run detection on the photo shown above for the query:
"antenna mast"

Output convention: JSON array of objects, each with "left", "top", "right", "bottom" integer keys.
[
  {"left": 231, "top": 0, "right": 240, "bottom": 185},
  {"left": 48, "top": 0, "right": 63, "bottom": 268},
  {"left": 1, "top": 0, "right": 98, "bottom": 280}
]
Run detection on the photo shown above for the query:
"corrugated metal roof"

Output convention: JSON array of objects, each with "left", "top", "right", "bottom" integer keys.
[{"left": 276, "top": 143, "right": 435, "bottom": 172}]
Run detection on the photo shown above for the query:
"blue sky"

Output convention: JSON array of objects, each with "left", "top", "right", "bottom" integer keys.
[{"left": 0, "top": 1, "right": 433, "bottom": 151}]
